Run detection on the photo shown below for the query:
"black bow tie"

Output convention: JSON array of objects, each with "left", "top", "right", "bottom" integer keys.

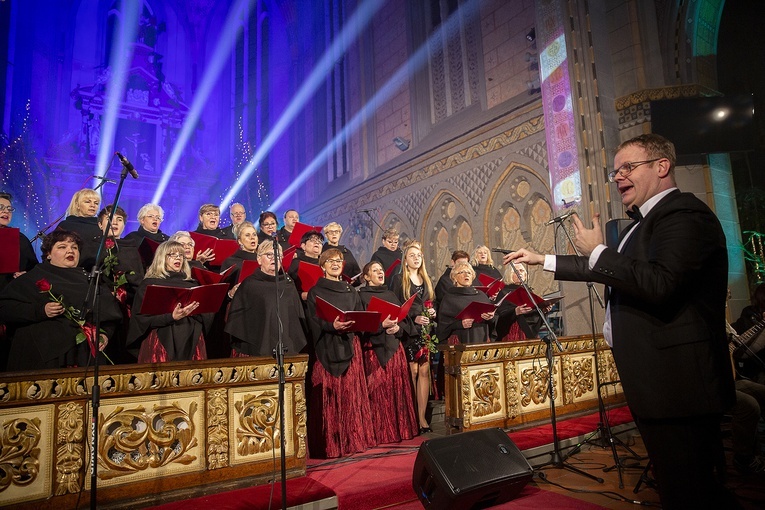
[{"left": 626, "top": 207, "right": 643, "bottom": 221}]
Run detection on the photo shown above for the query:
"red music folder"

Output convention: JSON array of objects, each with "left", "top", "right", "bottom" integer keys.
[
  {"left": 341, "top": 272, "right": 361, "bottom": 284},
  {"left": 477, "top": 273, "right": 506, "bottom": 297},
  {"left": 0, "top": 228, "right": 20, "bottom": 273},
  {"left": 281, "top": 245, "right": 297, "bottom": 270},
  {"left": 139, "top": 283, "right": 229, "bottom": 315},
  {"left": 366, "top": 293, "right": 417, "bottom": 323},
  {"left": 314, "top": 297, "right": 381, "bottom": 333},
  {"left": 288, "top": 222, "right": 323, "bottom": 247},
  {"left": 298, "top": 261, "right": 324, "bottom": 292},
  {"left": 137, "top": 236, "right": 160, "bottom": 267},
  {"left": 189, "top": 232, "right": 240, "bottom": 264},
  {"left": 455, "top": 292, "right": 512, "bottom": 322},
  {"left": 384, "top": 258, "right": 401, "bottom": 278},
  {"left": 237, "top": 259, "right": 260, "bottom": 283},
  {"left": 506, "top": 288, "right": 563, "bottom": 309},
  {"left": 191, "top": 265, "right": 236, "bottom": 286}
]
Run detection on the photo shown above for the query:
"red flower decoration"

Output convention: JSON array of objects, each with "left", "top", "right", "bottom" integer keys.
[
  {"left": 35, "top": 278, "right": 52, "bottom": 293},
  {"left": 104, "top": 238, "right": 116, "bottom": 250},
  {"left": 424, "top": 300, "right": 433, "bottom": 309}
]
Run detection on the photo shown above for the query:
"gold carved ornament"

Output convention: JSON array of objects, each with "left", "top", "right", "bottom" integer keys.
[
  {"left": 470, "top": 370, "right": 502, "bottom": 418},
  {"left": 293, "top": 383, "right": 307, "bottom": 459},
  {"left": 206, "top": 388, "right": 228, "bottom": 469},
  {"left": 97, "top": 402, "right": 198, "bottom": 480},
  {"left": 0, "top": 417, "right": 42, "bottom": 492},
  {"left": 520, "top": 364, "right": 554, "bottom": 407},
  {"left": 235, "top": 391, "right": 280, "bottom": 456},
  {"left": 55, "top": 402, "right": 84, "bottom": 495}
]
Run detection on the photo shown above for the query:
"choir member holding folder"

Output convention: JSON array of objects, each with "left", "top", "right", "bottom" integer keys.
[
  {"left": 390, "top": 241, "right": 435, "bottom": 433},
  {"left": 0, "top": 192, "right": 38, "bottom": 293},
  {"left": 220, "top": 221, "right": 259, "bottom": 282},
  {"left": 257, "top": 211, "right": 279, "bottom": 244},
  {"left": 288, "top": 231, "right": 324, "bottom": 301},
  {"left": 359, "top": 261, "right": 419, "bottom": 442},
  {"left": 226, "top": 240, "right": 307, "bottom": 357},
  {"left": 170, "top": 231, "right": 209, "bottom": 269},
  {"left": 194, "top": 204, "right": 230, "bottom": 240},
  {"left": 437, "top": 262, "right": 497, "bottom": 345},
  {"left": 306, "top": 248, "right": 376, "bottom": 458},
  {"left": 128, "top": 241, "right": 220, "bottom": 363},
  {"left": 0, "top": 230, "right": 122, "bottom": 371}
]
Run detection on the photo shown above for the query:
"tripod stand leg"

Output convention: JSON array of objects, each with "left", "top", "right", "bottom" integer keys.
[{"left": 633, "top": 460, "right": 654, "bottom": 494}]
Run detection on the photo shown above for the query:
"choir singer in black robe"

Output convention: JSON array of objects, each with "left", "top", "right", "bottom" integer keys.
[
  {"left": 56, "top": 188, "right": 102, "bottom": 271},
  {"left": 127, "top": 241, "right": 215, "bottom": 363},
  {"left": 437, "top": 262, "right": 497, "bottom": 344},
  {"left": 225, "top": 240, "right": 308, "bottom": 357},
  {"left": 0, "top": 230, "right": 122, "bottom": 371},
  {"left": 358, "top": 261, "right": 419, "bottom": 441},
  {"left": 220, "top": 221, "right": 259, "bottom": 283},
  {"left": 306, "top": 248, "right": 376, "bottom": 458}
]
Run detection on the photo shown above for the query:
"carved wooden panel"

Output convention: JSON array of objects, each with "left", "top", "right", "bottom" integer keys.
[{"left": 0, "top": 405, "right": 54, "bottom": 506}]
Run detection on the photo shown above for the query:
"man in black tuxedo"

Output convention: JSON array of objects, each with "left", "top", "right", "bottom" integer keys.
[{"left": 504, "top": 134, "right": 736, "bottom": 508}]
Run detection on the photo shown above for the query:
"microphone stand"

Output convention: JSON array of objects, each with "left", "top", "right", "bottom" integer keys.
[
  {"left": 81, "top": 163, "right": 131, "bottom": 510},
  {"left": 554, "top": 220, "right": 637, "bottom": 488},
  {"left": 504, "top": 262, "right": 602, "bottom": 483},
  {"left": 361, "top": 210, "right": 383, "bottom": 232},
  {"left": 272, "top": 238, "right": 288, "bottom": 510}
]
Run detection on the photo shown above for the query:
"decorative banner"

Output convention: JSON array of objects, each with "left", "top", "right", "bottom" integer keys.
[{"left": 536, "top": 0, "right": 581, "bottom": 213}]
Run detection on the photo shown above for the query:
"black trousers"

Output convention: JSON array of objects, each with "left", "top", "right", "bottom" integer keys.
[{"left": 634, "top": 413, "right": 740, "bottom": 509}]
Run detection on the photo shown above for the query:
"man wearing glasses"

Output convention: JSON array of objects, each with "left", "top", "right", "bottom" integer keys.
[
  {"left": 504, "top": 134, "right": 736, "bottom": 509},
  {"left": 222, "top": 203, "right": 247, "bottom": 240}
]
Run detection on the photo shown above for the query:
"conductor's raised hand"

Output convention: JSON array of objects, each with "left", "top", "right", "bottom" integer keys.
[
  {"left": 502, "top": 248, "right": 544, "bottom": 266},
  {"left": 571, "top": 213, "right": 603, "bottom": 257}
]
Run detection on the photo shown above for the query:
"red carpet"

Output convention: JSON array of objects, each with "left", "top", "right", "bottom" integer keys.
[{"left": 150, "top": 406, "right": 633, "bottom": 510}]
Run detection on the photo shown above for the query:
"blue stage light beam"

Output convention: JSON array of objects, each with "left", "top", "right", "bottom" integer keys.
[
  {"left": 266, "top": 0, "right": 479, "bottom": 213},
  {"left": 94, "top": 2, "right": 141, "bottom": 182},
  {"left": 219, "top": 0, "right": 386, "bottom": 210},
  {"left": 152, "top": 0, "right": 255, "bottom": 204}
]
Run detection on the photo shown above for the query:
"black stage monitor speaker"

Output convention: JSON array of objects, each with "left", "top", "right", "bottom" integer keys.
[{"left": 412, "top": 427, "right": 533, "bottom": 509}]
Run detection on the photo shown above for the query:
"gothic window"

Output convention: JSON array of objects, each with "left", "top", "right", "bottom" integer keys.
[
  {"left": 425, "top": 0, "right": 481, "bottom": 125},
  {"left": 325, "top": 0, "right": 349, "bottom": 182}
]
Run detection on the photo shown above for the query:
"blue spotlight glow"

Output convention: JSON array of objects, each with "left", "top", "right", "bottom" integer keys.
[
  {"left": 152, "top": 0, "right": 255, "bottom": 204},
  {"left": 218, "top": 0, "right": 386, "bottom": 210},
  {"left": 266, "top": 0, "right": 479, "bottom": 213},
  {"left": 94, "top": 3, "right": 141, "bottom": 182}
]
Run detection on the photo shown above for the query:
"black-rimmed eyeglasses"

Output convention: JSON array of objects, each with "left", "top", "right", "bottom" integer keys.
[{"left": 607, "top": 158, "right": 662, "bottom": 182}]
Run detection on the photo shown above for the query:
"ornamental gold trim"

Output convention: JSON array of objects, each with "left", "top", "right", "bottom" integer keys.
[
  {"left": 96, "top": 401, "right": 199, "bottom": 481},
  {"left": 206, "top": 388, "right": 228, "bottom": 469},
  {"left": 504, "top": 361, "right": 520, "bottom": 419},
  {"left": 0, "top": 360, "right": 308, "bottom": 404},
  {"left": 470, "top": 368, "right": 502, "bottom": 419},
  {"left": 460, "top": 366, "right": 472, "bottom": 428},
  {"left": 55, "top": 402, "right": 84, "bottom": 495},
  {"left": 294, "top": 383, "right": 307, "bottom": 459},
  {"left": 0, "top": 417, "right": 42, "bottom": 492},
  {"left": 614, "top": 84, "right": 717, "bottom": 111},
  {"left": 235, "top": 391, "right": 280, "bottom": 457}
]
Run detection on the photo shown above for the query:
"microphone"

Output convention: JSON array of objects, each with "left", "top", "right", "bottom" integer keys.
[
  {"left": 115, "top": 152, "right": 139, "bottom": 179},
  {"left": 492, "top": 248, "right": 514, "bottom": 254},
  {"left": 92, "top": 176, "right": 117, "bottom": 184},
  {"left": 545, "top": 210, "right": 575, "bottom": 225}
]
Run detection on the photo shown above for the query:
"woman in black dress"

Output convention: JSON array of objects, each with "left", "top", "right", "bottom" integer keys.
[
  {"left": 359, "top": 261, "right": 419, "bottom": 440},
  {"left": 225, "top": 240, "right": 307, "bottom": 357},
  {"left": 0, "top": 230, "right": 122, "bottom": 371},
  {"left": 257, "top": 211, "right": 279, "bottom": 244},
  {"left": 0, "top": 191, "right": 38, "bottom": 292},
  {"left": 306, "top": 248, "right": 376, "bottom": 458},
  {"left": 127, "top": 241, "right": 216, "bottom": 363},
  {"left": 390, "top": 241, "right": 435, "bottom": 432},
  {"left": 370, "top": 228, "right": 402, "bottom": 281},
  {"left": 437, "top": 262, "right": 497, "bottom": 345},
  {"left": 220, "top": 221, "right": 259, "bottom": 282},
  {"left": 57, "top": 188, "right": 102, "bottom": 271}
]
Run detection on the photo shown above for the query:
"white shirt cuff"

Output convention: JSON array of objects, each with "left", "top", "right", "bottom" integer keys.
[
  {"left": 588, "top": 244, "right": 607, "bottom": 270},
  {"left": 544, "top": 254, "right": 556, "bottom": 272}
]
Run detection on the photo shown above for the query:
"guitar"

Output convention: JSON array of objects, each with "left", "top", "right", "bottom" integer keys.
[{"left": 729, "top": 317, "right": 765, "bottom": 379}]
